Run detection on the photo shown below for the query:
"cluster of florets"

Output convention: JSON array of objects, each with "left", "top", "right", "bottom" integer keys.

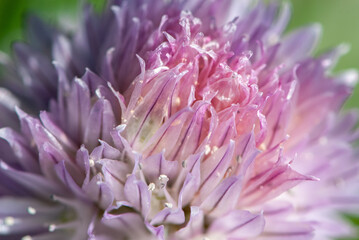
[{"left": 0, "top": 1, "right": 358, "bottom": 240}]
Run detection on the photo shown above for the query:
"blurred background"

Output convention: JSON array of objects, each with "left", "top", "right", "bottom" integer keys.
[{"left": 0, "top": 0, "right": 358, "bottom": 239}]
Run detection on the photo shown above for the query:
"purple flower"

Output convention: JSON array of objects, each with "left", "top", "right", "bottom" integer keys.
[{"left": 0, "top": 1, "right": 358, "bottom": 239}]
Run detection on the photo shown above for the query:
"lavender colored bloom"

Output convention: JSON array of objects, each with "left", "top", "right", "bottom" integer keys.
[{"left": 0, "top": 0, "right": 358, "bottom": 239}]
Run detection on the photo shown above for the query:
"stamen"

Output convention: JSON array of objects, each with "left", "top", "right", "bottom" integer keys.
[
  {"left": 158, "top": 174, "right": 169, "bottom": 189},
  {"left": 50, "top": 194, "right": 57, "bottom": 201},
  {"left": 236, "top": 155, "right": 242, "bottom": 163},
  {"left": 259, "top": 143, "right": 266, "bottom": 151},
  {"left": 224, "top": 167, "right": 233, "bottom": 178},
  {"left": 181, "top": 160, "right": 187, "bottom": 168},
  {"left": 212, "top": 146, "right": 218, "bottom": 153},
  {"left": 164, "top": 202, "right": 173, "bottom": 208},
  {"left": 148, "top": 182, "right": 156, "bottom": 191},
  {"left": 175, "top": 97, "right": 181, "bottom": 105},
  {"left": 89, "top": 158, "right": 95, "bottom": 167},
  {"left": 204, "top": 144, "right": 211, "bottom": 155}
]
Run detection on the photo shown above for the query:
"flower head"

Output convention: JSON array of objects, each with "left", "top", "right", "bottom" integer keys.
[{"left": 0, "top": 1, "right": 358, "bottom": 240}]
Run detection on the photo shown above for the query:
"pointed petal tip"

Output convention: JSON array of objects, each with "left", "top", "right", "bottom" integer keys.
[
  {"left": 0, "top": 160, "right": 9, "bottom": 170},
  {"left": 337, "top": 43, "right": 351, "bottom": 55},
  {"left": 14, "top": 106, "right": 27, "bottom": 119},
  {"left": 310, "top": 22, "right": 322, "bottom": 35},
  {"left": 337, "top": 69, "right": 358, "bottom": 87},
  {"left": 116, "top": 124, "right": 127, "bottom": 132}
]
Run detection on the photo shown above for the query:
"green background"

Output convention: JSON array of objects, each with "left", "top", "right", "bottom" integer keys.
[
  {"left": 287, "top": 0, "right": 359, "bottom": 109},
  {"left": 0, "top": 0, "right": 358, "bottom": 239}
]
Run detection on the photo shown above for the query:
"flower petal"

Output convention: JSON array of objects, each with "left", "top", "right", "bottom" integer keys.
[{"left": 209, "top": 210, "right": 265, "bottom": 238}]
